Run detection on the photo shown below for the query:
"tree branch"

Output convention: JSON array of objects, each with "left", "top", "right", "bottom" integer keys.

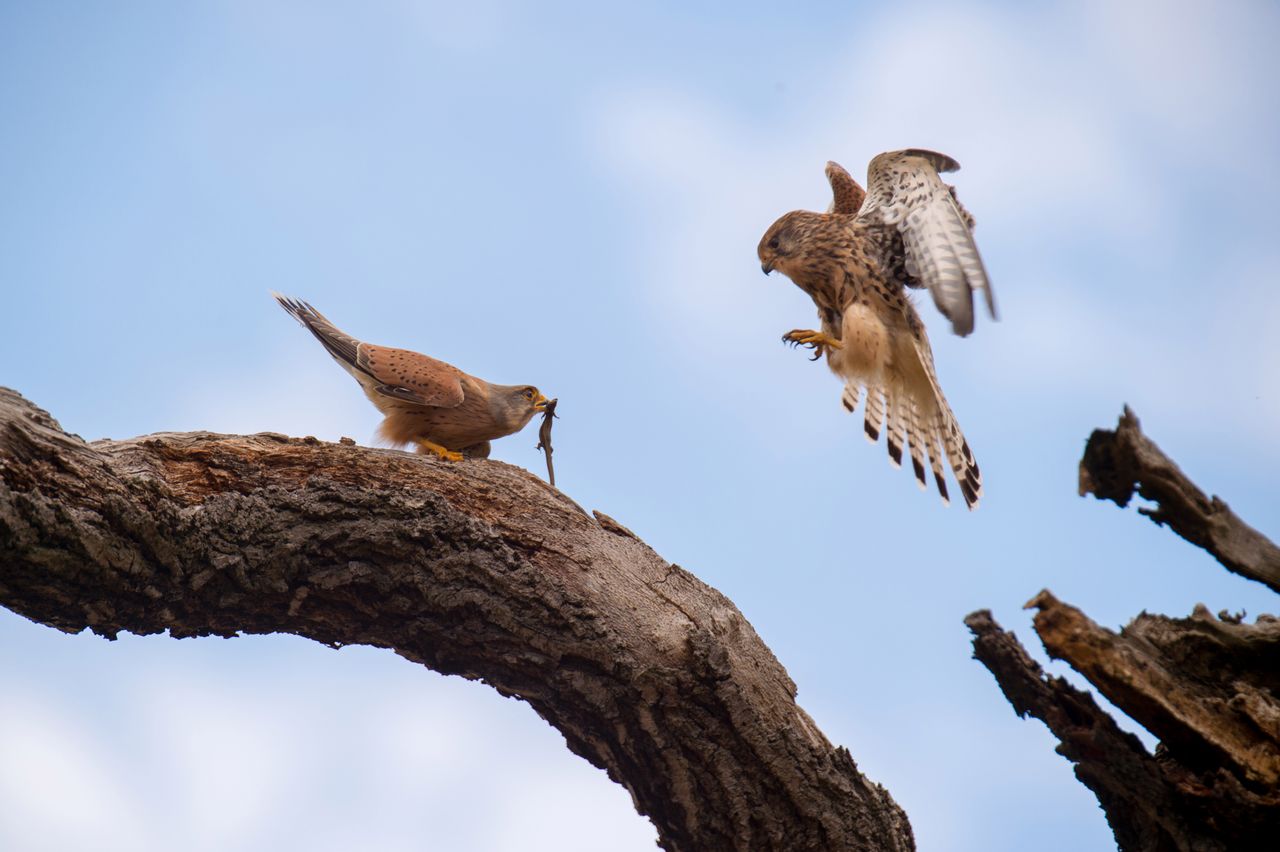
[
  {"left": 967, "top": 599, "right": 1280, "bottom": 851},
  {"left": 964, "top": 609, "right": 1202, "bottom": 852},
  {"left": 967, "top": 407, "right": 1280, "bottom": 851},
  {"left": 0, "top": 387, "right": 913, "bottom": 852},
  {"left": 1078, "top": 406, "right": 1280, "bottom": 594},
  {"left": 1027, "top": 590, "right": 1280, "bottom": 790}
]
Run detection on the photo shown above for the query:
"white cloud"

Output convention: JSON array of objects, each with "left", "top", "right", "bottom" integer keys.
[
  {"left": 0, "top": 636, "right": 658, "bottom": 852},
  {"left": 135, "top": 676, "right": 303, "bottom": 850},
  {"left": 0, "top": 691, "right": 148, "bottom": 851}
]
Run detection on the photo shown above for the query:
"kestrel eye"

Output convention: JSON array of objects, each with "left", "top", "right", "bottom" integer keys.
[
  {"left": 768, "top": 237, "right": 780, "bottom": 250},
  {"left": 523, "top": 389, "right": 534, "bottom": 399}
]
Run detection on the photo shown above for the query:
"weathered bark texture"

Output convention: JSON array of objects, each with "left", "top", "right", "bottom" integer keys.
[
  {"left": 966, "top": 608, "right": 1221, "bottom": 852},
  {"left": 1079, "top": 406, "right": 1280, "bottom": 594},
  {"left": 968, "top": 408, "right": 1280, "bottom": 851},
  {"left": 0, "top": 387, "right": 913, "bottom": 852}
]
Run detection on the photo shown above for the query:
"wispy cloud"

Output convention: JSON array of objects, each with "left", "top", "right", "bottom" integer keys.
[
  {"left": 590, "top": 1, "right": 1280, "bottom": 454},
  {"left": 0, "top": 691, "right": 148, "bottom": 850},
  {"left": 0, "top": 641, "right": 656, "bottom": 852}
]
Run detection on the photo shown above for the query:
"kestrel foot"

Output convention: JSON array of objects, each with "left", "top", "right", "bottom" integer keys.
[
  {"left": 416, "top": 439, "right": 463, "bottom": 461},
  {"left": 782, "top": 329, "right": 843, "bottom": 361}
]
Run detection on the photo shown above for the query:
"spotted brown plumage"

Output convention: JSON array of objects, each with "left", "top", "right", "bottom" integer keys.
[
  {"left": 824, "top": 160, "right": 866, "bottom": 215},
  {"left": 757, "top": 150, "right": 991, "bottom": 509},
  {"left": 274, "top": 294, "right": 548, "bottom": 461}
]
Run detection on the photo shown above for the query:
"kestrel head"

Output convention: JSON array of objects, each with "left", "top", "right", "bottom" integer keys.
[
  {"left": 488, "top": 384, "right": 550, "bottom": 432},
  {"left": 758, "top": 210, "right": 824, "bottom": 277}
]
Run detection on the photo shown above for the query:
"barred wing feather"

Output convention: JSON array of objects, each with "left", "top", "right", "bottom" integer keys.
[{"left": 857, "top": 149, "right": 996, "bottom": 337}]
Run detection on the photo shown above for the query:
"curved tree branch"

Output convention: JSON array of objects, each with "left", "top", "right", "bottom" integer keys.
[
  {"left": 0, "top": 387, "right": 913, "bottom": 852},
  {"left": 1078, "top": 406, "right": 1280, "bottom": 594}
]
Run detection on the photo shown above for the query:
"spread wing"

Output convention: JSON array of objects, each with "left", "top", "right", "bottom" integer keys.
[
  {"left": 856, "top": 149, "right": 995, "bottom": 337},
  {"left": 825, "top": 160, "right": 866, "bottom": 214},
  {"left": 274, "top": 294, "right": 466, "bottom": 408}
]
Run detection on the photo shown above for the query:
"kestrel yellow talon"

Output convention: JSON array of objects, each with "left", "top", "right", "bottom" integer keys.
[
  {"left": 783, "top": 329, "right": 843, "bottom": 359},
  {"left": 416, "top": 440, "right": 463, "bottom": 462},
  {"left": 783, "top": 329, "right": 844, "bottom": 349}
]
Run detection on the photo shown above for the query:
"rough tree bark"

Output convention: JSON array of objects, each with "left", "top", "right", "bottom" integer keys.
[
  {"left": 0, "top": 387, "right": 914, "bottom": 852},
  {"left": 967, "top": 408, "right": 1280, "bottom": 852},
  {"left": 1078, "top": 405, "right": 1280, "bottom": 595}
]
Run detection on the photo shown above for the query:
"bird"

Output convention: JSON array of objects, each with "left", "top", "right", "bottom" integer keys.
[
  {"left": 274, "top": 294, "right": 549, "bottom": 461},
  {"left": 757, "top": 149, "right": 994, "bottom": 509}
]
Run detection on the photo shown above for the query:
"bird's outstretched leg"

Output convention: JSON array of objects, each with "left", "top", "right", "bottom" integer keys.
[
  {"left": 415, "top": 439, "right": 463, "bottom": 461},
  {"left": 782, "top": 329, "right": 843, "bottom": 361}
]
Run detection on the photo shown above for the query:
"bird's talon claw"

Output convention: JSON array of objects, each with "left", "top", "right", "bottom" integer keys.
[
  {"left": 417, "top": 440, "right": 463, "bottom": 461},
  {"left": 782, "top": 329, "right": 842, "bottom": 358}
]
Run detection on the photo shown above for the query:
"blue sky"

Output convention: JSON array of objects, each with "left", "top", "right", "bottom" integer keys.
[{"left": 2, "top": 1, "right": 1278, "bottom": 850}]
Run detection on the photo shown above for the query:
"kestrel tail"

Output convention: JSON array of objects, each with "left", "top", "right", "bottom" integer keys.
[
  {"left": 757, "top": 149, "right": 995, "bottom": 509},
  {"left": 274, "top": 294, "right": 549, "bottom": 461}
]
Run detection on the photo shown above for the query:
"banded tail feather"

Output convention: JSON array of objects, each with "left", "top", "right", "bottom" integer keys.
[
  {"left": 836, "top": 377, "right": 982, "bottom": 510},
  {"left": 905, "top": 400, "right": 929, "bottom": 492},
  {"left": 885, "top": 398, "right": 906, "bottom": 469},
  {"left": 864, "top": 386, "right": 885, "bottom": 443},
  {"left": 841, "top": 383, "right": 861, "bottom": 413},
  {"left": 924, "top": 413, "right": 950, "bottom": 506},
  {"left": 943, "top": 416, "right": 982, "bottom": 510}
]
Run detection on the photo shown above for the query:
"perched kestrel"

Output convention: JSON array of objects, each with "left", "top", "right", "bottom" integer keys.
[
  {"left": 275, "top": 295, "right": 548, "bottom": 460},
  {"left": 757, "top": 150, "right": 995, "bottom": 508}
]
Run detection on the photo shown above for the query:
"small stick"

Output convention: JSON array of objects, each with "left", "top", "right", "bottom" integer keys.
[{"left": 535, "top": 398, "right": 559, "bottom": 486}]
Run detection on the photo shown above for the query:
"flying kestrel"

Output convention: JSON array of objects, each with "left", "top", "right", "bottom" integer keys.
[
  {"left": 757, "top": 150, "right": 995, "bottom": 508},
  {"left": 275, "top": 295, "right": 549, "bottom": 460}
]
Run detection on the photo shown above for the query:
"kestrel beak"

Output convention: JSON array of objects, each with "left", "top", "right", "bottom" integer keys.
[
  {"left": 761, "top": 261, "right": 774, "bottom": 275},
  {"left": 533, "top": 393, "right": 550, "bottom": 411}
]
